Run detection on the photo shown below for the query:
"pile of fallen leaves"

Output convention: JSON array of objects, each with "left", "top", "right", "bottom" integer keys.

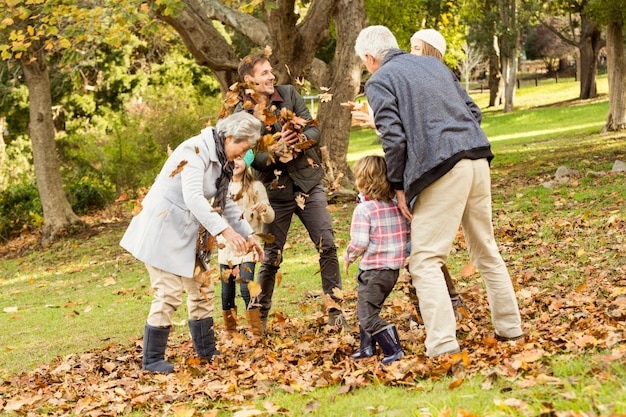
[{"left": 2, "top": 263, "right": 626, "bottom": 416}]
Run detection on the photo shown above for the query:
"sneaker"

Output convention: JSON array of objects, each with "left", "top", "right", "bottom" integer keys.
[{"left": 328, "top": 309, "right": 350, "bottom": 331}]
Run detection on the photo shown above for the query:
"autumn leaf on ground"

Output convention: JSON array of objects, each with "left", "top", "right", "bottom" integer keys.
[
  {"left": 115, "top": 192, "right": 128, "bottom": 202},
  {"left": 131, "top": 201, "right": 143, "bottom": 216},
  {"left": 460, "top": 263, "right": 476, "bottom": 278}
]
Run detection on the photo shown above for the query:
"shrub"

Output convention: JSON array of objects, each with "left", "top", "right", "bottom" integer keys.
[
  {"left": 0, "top": 182, "right": 42, "bottom": 241},
  {"left": 66, "top": 176, "right": 116, "bottom": 215}
]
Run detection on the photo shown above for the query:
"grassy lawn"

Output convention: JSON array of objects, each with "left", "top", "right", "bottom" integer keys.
[{"left": 1, "top": 75, "right": 626, "bottom": 416}]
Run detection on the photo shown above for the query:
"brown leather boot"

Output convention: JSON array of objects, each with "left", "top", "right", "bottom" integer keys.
[
  {"left": 246, "top": 308, "right": 263, "bottom": 337},
  {"left": 222, "top": 309, "right": 237, "bottom": 333}
]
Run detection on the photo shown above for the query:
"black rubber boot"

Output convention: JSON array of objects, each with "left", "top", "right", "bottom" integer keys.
[
  {"left": 142, "top": 324, "right": 174, "bottom": 373},
  {"left": 188, "top": 317, "right": 219, "bottom": 361},
  {"left": 372, "top": 325, "right": 404, "bottom": 365},
  {"left": 351, "top": 326, "right": 376, "bottom": 359}
]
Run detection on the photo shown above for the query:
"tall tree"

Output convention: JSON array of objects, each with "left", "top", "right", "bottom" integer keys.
[
  {"left": 148, "top": 0, "right": 367, "bottom": 183},
  {"left": 588, "top": 0, "right": 626, "bottom": 131},
  {"left": 463, "top": 0, "right": 504, "bottom": 107},
  {"left": 541, "top": 0, "right": 604, "bottom": 99},
  {"left": 0, "top": 0, "right": 141, "bottom": 243}
]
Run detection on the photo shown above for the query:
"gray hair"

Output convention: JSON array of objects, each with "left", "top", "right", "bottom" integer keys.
[
  {"left": 354, "top": 25, "right": 399, "bottom": 61},
  {"left": 216, "top": 111, "right": 262, "bottom": 148}
]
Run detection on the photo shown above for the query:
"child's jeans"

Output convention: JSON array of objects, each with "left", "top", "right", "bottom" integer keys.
[
  {"left": 220, "top": 261, "right": 256, "bottom": 310},
  {"left": 356, "top": 268, "right": 400, "bottom": 334}
]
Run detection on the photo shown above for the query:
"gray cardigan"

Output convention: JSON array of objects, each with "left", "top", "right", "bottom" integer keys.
[{"left": 365, "top": 49, "right": 493, "bottom": 203}]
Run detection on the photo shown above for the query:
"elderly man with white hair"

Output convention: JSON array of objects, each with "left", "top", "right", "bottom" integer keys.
[{"left": 354, "top": 25, "right": 523, "bottom": 358}]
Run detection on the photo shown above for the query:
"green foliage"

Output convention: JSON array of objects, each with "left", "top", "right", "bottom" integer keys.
[
  {"left": 0, "top": 175, "right": 116, "bottom": 239},
  {"left": 66, "top": 176, "right": 116, "bottom": 215},
  {"left": 0, "top": 182, "right": 42, "bottom": 241},
  {"left": 0, "top": 134, "right": 34, "bottom": 190}
]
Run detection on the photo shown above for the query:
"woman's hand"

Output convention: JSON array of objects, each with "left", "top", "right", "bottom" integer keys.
[{"left": 220, "top": 227, "right": 249, "bottom": 254}]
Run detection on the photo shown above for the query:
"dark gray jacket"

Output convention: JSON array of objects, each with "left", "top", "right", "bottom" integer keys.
[
  {"left": 365, "top": 49, "right": 493, "bottom": 203},
  {"left": 246, "top": 85, "right": 324, "bottom": 201}
]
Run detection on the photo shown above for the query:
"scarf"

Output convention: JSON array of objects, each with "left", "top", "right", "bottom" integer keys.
[
  {"left": 213, "top": 129, "right": 234, "bottom": 213},
  {"left": 197, "top": 129, "right": 234, "bottom": 271}
]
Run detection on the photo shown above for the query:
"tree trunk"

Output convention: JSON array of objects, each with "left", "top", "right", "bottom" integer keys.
[
  {"left": 501, "top": 51, "right": 517, "bottom": 113},
  {"left": 316, "top": 0, "right": 366, "bottom": 187},
  {"left": 497, "top": 0, "right": 517, "bottom": 113},
  {"left": 603, "top": 22, "right": 626, "bottom": 132},
  {"left": 21, "top": 44, "right": 82, "bottom": 244},
  {"left": 488, "top": 44, "right": 502, "bottom": 107},
  {"left": 577, "top": 16, "right": 601, "bottom": 100}
]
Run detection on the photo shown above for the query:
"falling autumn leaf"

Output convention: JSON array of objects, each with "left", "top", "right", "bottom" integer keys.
[
  {"left": 169, "top": 160, "right": 188, "bottom": 177},
  {"left": 248, "top": 281, "right": 261, "bottom": 298}
]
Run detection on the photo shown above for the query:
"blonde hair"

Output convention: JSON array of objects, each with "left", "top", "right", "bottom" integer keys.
[
  {"left": 231, "top": 164, "right": 258, "bottom": 203},
  {"left": 353, "top": 155, "right": 394, "bottom": 202},
  {"left": 411, "top": 40, "right": 443, "bottom": 61}
]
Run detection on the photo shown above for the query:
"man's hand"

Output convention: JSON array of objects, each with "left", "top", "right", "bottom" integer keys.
[
  {"left": 395, "top": 189, "right": 413, "bottom": 221},
  {"left": 280, "top": 125, "right": 299, "bottom": 146}
]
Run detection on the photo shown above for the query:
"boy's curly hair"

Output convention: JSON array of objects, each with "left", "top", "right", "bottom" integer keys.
[{"left": 353, "top": 155, "right": 394, "bottom": 202}]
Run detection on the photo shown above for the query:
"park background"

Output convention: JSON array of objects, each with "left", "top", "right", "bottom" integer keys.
[{"left": 1, "top": 0, "right": 626, "bottom": 416}]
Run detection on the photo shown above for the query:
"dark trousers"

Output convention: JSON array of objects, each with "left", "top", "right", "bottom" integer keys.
[
  {"left": 356, "top": 268, "right": 399, "bottom": 335},
  {"left": 220, "top": 261, "right": 255, "bottom": 310},
  {"left": 256, "top": 184, "right": 342, "bottom": 318}
]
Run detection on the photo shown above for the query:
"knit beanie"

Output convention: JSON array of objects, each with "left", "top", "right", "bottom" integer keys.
[
  {"left": 243, "top": 149, "right": 254, "bottom": 167},
  {"left": 410, "top": 29, "right": 446, "bottom": 57}
]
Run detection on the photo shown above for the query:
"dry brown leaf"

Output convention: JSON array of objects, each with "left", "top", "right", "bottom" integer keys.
[
  {"left": 169, "top": 160, "right": 188, "bottom": 177},
  {"left": 460, "top": 263, "right": 476, "bottom": 278}
]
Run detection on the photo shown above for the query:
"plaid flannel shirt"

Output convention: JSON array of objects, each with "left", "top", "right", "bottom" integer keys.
[{"left": 344, "top": 199, "right": 408, "bottom": 270}]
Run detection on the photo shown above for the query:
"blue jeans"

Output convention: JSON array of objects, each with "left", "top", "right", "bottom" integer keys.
[
  {"left": 220, "top": 261, "right": 256, "bottom": 311},
  {"left": 256, "top": 184, "right": 342, "bottom": 319}
]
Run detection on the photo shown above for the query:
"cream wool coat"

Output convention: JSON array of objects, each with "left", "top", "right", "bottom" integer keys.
[
  {"left": 120, "top": 127, "right": 254, "bottom": 278},
  {"left": 217, "top": 180, "right": 275, "bottom": 265}
]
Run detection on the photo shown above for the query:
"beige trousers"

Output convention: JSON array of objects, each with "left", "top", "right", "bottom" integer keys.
[
  {"left": 145, "top": 263, "right": 214, "bottom": 328},
  {"left": 408, "top": 158, "right": 522, "bottom": 357}
]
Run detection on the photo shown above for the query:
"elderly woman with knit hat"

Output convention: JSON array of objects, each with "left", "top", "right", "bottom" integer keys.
[{"left": 217, "top": 149, "right": 275, "bottom": 338}]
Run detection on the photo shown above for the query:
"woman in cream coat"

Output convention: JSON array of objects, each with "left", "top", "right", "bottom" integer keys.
[{"left": 120, "top": 111, "right": 264, "bottom": 373}]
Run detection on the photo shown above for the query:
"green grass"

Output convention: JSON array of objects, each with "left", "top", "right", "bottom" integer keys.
[{"left": 1, "top": 75, "right": 626, "bottom": 416}]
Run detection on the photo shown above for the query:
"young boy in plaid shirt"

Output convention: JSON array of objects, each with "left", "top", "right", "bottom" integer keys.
[{"left": 343, "top": 155, "right": 408, "bottom": 365}]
